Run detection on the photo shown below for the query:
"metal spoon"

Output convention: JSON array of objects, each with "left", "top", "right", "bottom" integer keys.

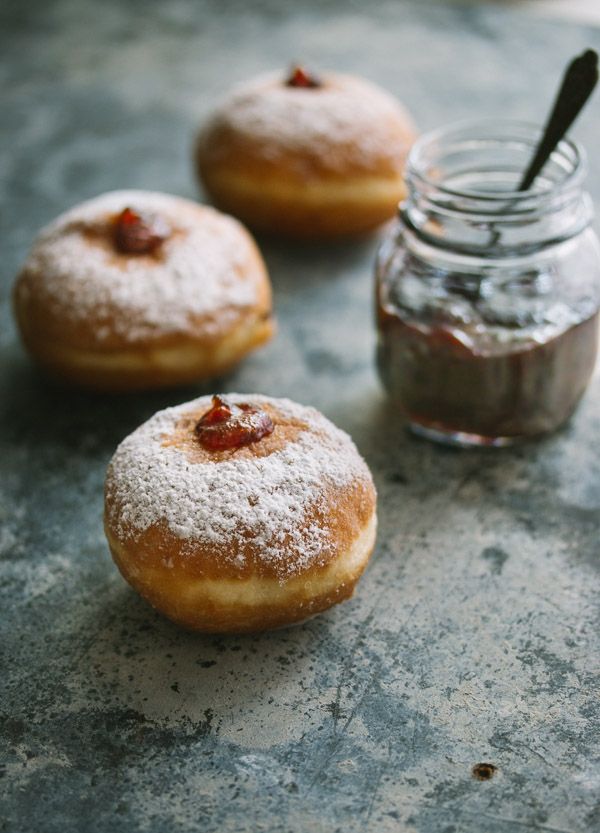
[{"left": 519, "top": 49, "right": 598, "bottom": 192}]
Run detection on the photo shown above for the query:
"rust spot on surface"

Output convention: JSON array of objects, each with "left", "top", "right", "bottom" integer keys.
[{"left": 472, "top": 762, "right": 497, "bottom": 780}]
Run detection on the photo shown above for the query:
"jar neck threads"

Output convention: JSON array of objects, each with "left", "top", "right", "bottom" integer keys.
[{"left": 402, "top": 119, "right": 592, "bottom": 256}]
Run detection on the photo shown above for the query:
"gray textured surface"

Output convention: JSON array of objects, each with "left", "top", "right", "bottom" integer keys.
[{"left": 1, "top": 1, "right": 600, "bottom": 831}]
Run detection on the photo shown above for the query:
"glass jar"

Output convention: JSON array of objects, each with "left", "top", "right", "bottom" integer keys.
[{"left": 376, "top": 120, "right": 600, "bottom": 446}]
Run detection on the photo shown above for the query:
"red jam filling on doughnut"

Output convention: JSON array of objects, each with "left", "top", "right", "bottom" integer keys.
[
  {"left": 286, "top": 65, "right": 321, "bottom": 88},
  {"left": 194, "top": 396, "right": 274, "bottom": 451},
  {"left": 113, "top": 207, "right": 171, "bottom": 255}
]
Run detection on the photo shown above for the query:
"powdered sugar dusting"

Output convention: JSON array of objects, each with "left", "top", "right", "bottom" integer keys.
[
  {"left": 18, "top": 191, "right": 261, "bottom": 342},
  {"left": 105, "top": 395, "right": 373, "bottom": 578},
  {"left": 202, "top": 71, "right": 414, "bottom": 171}
]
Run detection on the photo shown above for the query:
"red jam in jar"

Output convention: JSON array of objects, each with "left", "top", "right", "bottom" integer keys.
[
  {"left": 376, "top": 120, "right": 600, "bottom": 446},
  {"left": 114, "top": 207, "right": 171, "bottom": 255},
  {"left": 195, "top": 396, "right": 274, "bottom": 451}
]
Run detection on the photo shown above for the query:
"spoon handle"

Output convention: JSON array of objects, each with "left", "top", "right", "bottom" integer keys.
[{"left": 519, "top": 49, "right": 598, "bottom": 192}]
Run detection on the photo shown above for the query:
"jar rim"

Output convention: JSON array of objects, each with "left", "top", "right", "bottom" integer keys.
[{"left": 406, "top": 118, "right": 587, "bottom": 203}]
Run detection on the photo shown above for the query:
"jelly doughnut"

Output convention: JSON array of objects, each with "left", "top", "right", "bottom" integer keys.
[
  {"left": 104, "top": 394, "right": 377, "bottom": 632},
  {"left": 13, "top": 191, "right": 274, "bottom": 390},
  {"left": 196, "top": 67, "right": 417, "bottom": 238}
]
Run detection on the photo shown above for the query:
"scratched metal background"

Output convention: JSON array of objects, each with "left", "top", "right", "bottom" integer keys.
[{"left": 1, "top": 1, "right": 600, "bottom": 831}]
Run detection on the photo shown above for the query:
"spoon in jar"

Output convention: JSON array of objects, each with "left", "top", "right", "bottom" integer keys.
[
  {"left": 519, "top": 49, "right": 598, "bottom": 192},
  {"left": 485, "top": 49, "right": 598, "bottom": 253}
]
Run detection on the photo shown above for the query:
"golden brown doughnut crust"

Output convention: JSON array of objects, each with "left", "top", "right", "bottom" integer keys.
[
  {"left": 196, "top": 71, "right": 417, "bottom": 238},
  {"left": 13, "top": 191, "right": 274, "bottom": 390},
  {"left": 104, "top": 395, "right": 377, "bottom": 632}
]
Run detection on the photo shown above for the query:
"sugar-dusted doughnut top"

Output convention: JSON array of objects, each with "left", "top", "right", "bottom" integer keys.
[
  {"left": 104, "top": 395, "right": 376, "bottom": 580},
  {"left": 199, "top": 71, "right": 416, "bottom": 178},
  {"left": 15, "top": 190, "right": 266, "bottom": 346}
]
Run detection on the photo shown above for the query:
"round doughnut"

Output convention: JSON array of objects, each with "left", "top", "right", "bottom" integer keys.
[
  {"left": 13, "top": 191, "right": 274, "bottom": 391},
  {"left": 104, "top": 394, "right": 377, "bottom": 632},
  {"left": 196, "top": 67, "right": 417, "bottom": 239}
]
